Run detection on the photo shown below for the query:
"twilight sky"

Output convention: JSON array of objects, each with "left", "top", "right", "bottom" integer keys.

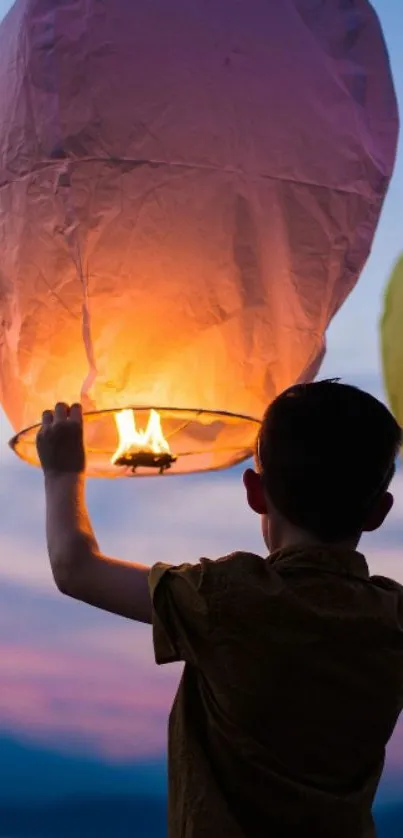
[{"left": 0, "top": 0, "right": 403, "bottom": 814}]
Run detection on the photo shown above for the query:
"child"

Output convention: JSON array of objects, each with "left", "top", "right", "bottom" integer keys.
[{"left": 36, "top": 380, "right": 403, "bottom": 838}]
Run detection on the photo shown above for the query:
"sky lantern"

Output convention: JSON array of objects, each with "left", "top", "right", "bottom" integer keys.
[
  {"left": 0, "top": 0, "right": 398, "bottom": 478},
  {"left": 381, "top": 257, "right": 403, "bottom": 440}
]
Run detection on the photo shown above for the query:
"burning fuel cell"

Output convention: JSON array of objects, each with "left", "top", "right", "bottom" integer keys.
[
  {"left": 111, "top": 410, "right": 177, "bottom": 474},
  {"left": 1, "top": 0, "right": 398, "bottom": 478}
]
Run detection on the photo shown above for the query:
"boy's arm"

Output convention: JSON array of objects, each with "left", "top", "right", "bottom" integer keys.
[
  {"left": 45, "top": 472, "right": 152, "bottom": 623},
  {"left": 38, "top": 403, "right": 152, "bottom": 623}
]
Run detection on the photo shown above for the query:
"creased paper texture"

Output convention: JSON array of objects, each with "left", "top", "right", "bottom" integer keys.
[{"left": 0, "top": 0, "right": 398, "bottom": 462}]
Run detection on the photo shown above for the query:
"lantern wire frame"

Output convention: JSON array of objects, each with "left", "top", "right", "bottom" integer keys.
[{"left": 8, "top": 406, "right": 261, "bottom": 478}]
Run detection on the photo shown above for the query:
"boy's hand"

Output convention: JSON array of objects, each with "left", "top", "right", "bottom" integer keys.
[{"left": 36, "top": 402, "right": 86, "bottom": 475}]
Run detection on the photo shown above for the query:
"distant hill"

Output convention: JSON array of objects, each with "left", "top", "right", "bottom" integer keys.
[
  {"left": 0, "top": 795, "right": 167, "bottom": 838},
  {"left": 375, "top": 803, "right": 403, "bottom": 838},
  {"left": 0, "top": 733, "right": 166, "bottom": 804}
]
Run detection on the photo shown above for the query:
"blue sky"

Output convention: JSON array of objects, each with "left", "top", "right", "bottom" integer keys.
[{"left": 0, "top": 0, "right": 402, "bottom": 823}]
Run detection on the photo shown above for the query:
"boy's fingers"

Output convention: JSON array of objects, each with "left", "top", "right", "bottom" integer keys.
[
  {"left": 41, "top": 409, "right": 54, "bottom": 427},
  {"left": 54, "top": 402, "right": 69, "bottom": 423},
  {"left": 70, "top": 403, "right": 83, "bottom": 424}
]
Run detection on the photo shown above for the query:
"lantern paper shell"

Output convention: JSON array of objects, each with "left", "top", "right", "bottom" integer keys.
[
  {"left": 381, "top": 256, "right": 403, "bottom": 437},
  {"left": 0, "top": 0, "right": 398, "bottom": 476}
]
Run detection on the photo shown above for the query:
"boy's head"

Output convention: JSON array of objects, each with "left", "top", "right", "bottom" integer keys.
[{"left": 244, "top": 380, "right": 402, "bottom": 552}]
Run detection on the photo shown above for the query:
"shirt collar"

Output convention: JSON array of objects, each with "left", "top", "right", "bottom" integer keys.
[{"left": 268, "top": 545, "right": 369, "bottom": 580}]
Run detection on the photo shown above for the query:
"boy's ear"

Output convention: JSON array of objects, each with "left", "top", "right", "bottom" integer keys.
[
  {"left": 243, "top": 468, "right": 267, "bottom": 515},
  {"left": 362, "top": 491, "right": 394, "bottom": 533}
]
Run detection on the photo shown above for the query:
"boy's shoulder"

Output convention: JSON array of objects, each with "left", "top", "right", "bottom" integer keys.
[
  {"left": 205, "top": 550, "right": 268, "bottom": 583},
  {"left": 369, "top": 571, "right": 403, "bottom": 595},
  {"left": 212, "top": 551, "right": 265, "bottom": 568},
  {"left": 208, "top": 548, "right": 403, "bottom": 600},
  {"left": 196, "top": 551, "right": 269, "bottom": 597}
]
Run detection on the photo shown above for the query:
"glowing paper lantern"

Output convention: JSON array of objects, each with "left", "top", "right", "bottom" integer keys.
[
  {"left": 381, "top": 256, "right": 403, "bottom": 436},
  {"left": 0, "top": 0, "right": 398, "bottom": 477}
]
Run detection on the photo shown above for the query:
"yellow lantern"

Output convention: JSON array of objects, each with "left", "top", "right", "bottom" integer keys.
[
  {"left": 381, "top": 256, "right": 403, "bottom": 436},
  {"left": 0, "top": 0, "right": 398, "bottom": 477}
]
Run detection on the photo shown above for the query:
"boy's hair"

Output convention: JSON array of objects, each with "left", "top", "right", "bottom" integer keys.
[{"left": 257, "top": 380, "right": 402, "bottom": 542}]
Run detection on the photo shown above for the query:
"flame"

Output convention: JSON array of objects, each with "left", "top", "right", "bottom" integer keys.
[{"left": 111, "top": 409, "right": 171, "bottom": 464}]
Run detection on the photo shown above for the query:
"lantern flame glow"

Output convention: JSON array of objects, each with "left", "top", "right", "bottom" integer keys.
[{"left": 111, "top": 409, "right": 172, "bottom": 465}]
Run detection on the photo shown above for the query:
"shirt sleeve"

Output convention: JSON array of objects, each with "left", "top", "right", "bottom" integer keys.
[{"left": 149, "top": 560, "right": 213, "bottom": 666}]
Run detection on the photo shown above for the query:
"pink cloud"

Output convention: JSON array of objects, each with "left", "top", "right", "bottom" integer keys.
[{"left": 0, "top": 639, "right": 179, "bottom": 760}]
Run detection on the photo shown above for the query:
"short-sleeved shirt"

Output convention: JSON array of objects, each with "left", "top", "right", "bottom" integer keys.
[{"left": 149, "top": 547, "right": 403, "bottom": 838}]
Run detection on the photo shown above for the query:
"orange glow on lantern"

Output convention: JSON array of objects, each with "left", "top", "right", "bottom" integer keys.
[{"left": 1, "top": 0, "right": 397, "bottom": 478}]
